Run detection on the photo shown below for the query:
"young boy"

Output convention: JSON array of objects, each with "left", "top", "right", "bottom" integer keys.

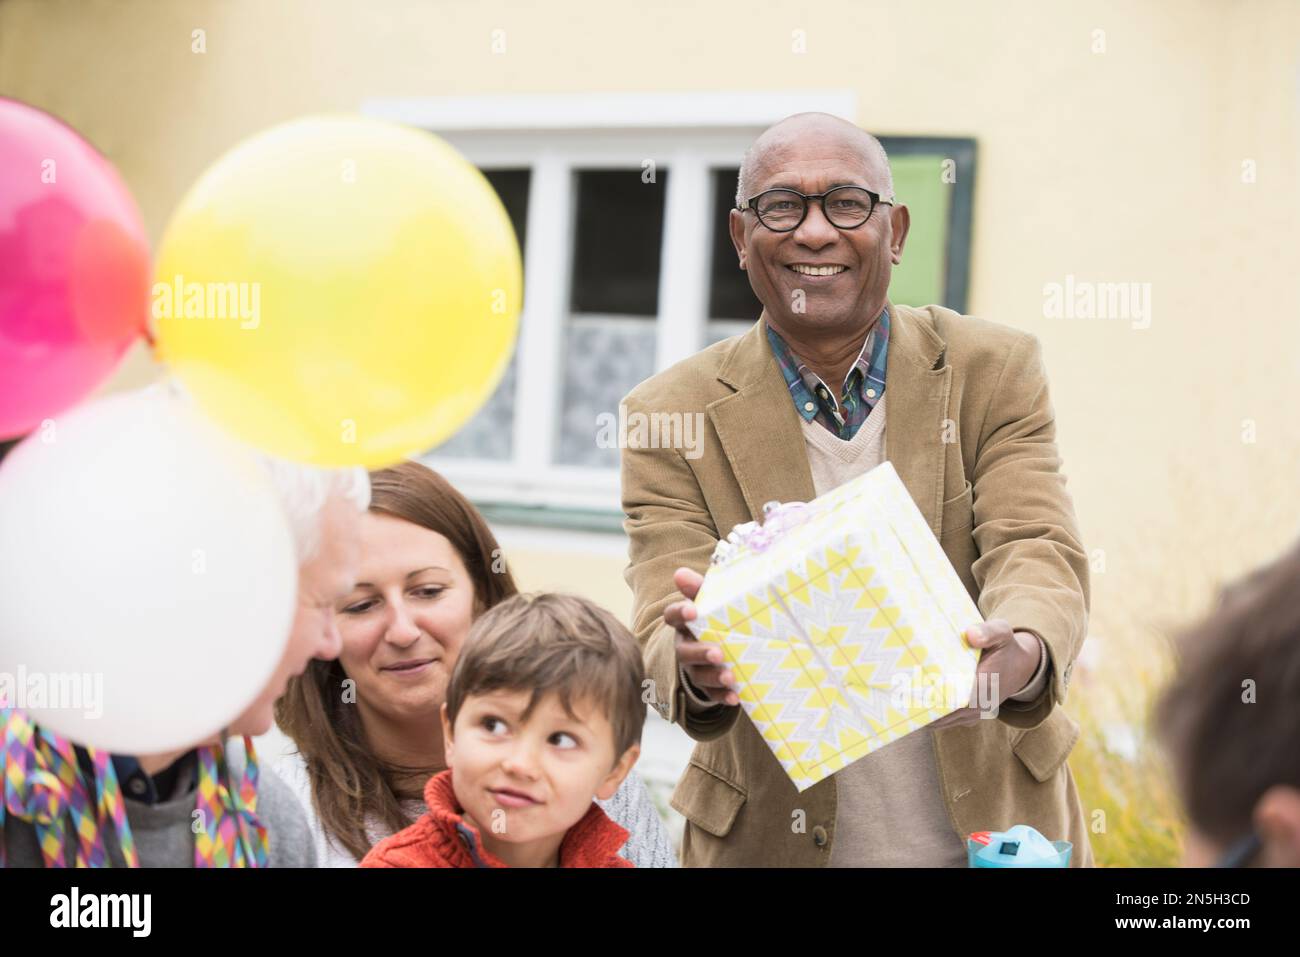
[
  {"left": 1154, "top": 537, "right": 1300, "bottom": 867},
  {"left": 361, "top": 592, "right": 645, "bottom": 868}
]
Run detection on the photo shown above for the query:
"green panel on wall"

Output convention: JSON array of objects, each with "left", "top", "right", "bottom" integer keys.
[{"left": 885, "top": 154, "right": 951, "bottom": 309}]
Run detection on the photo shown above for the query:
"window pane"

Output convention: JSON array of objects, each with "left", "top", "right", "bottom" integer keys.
[
  {"left": 707, "top": 167, "right": 762, "bottom": 323},
  {"left": 569, "top": 169, "right": 667, "bottom": 316},
  {"left": 555, "top": 319, "right": 657, "bottom": 468},
  {"left": 882, "top": 153, "right": 951, "bottom": 308},
  {"left": 557, "top": 168, "right": 667, "bottom": 467},
  {"left": 484, "top": 167, "right": 531, "bottom": 252},
  {"left": 434, "top": 168, "right": 529, "bottom": 461}
]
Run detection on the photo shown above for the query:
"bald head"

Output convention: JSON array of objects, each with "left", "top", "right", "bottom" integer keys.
[
  {"left": 735, "top": 113, "right": 893, "bottom": 208},
  {"left": 727, "top": 111, "right": 909, "bottom": 337}
]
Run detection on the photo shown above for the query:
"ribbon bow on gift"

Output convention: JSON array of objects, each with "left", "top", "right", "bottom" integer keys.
[{"left": 710, "top": 500, "right": 814, "bottom": 566}]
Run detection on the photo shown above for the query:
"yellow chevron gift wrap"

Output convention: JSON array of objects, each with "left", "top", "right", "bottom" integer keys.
[{"left": 686, "top": 461, "right": 983, "bottom": 792}]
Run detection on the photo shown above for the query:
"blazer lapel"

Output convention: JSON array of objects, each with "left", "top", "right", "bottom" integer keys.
[
  {"left": 883, "top": 302, "right": 952, "bottom": 537},
  {"left": 707, "top": 304, "right": 952, "bottom": 536},
  {"left": 708, "top": 312, "right": 816, "bottom": 520}
]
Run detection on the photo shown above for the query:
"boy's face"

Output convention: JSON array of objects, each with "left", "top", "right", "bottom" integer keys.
[{"left": 442, "top": 688, "right": 638, "bottom": 857}]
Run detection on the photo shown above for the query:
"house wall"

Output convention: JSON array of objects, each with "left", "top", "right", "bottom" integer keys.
[{"left": 5, "top": 0, "right": 1298, "bottom": 844}]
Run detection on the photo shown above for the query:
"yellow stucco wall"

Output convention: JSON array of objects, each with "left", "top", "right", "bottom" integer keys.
[{"left": 4, "top": 0, "right": 1298, "bottom": 639}]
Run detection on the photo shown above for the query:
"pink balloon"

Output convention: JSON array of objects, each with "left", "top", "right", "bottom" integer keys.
[{"left": 0, "top": 98, "right": 151, "bottom": 440}]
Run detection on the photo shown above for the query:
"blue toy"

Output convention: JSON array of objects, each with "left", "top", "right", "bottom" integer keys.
[{"left": 967, "top": 824, "right": 1072, "bottom": 868}]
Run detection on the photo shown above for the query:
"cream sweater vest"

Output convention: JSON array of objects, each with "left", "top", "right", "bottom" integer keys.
[{"left": 799, "top": 395, "right": 969, "bottom": 867}]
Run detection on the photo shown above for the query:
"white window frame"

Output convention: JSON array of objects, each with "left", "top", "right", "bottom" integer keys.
[{"left": 362, "top": 92, "right": 856, "bottom": 517}]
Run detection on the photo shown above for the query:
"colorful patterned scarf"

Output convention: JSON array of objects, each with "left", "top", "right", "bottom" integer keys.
[
  {"left": 0, "top": 705, "right": 266, "bottom": 868},
  {"left": 192, "top": 738, "right": 268, "bottom": 868}
]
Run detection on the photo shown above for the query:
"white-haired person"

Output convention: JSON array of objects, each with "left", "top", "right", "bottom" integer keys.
[{"left": 0, "top": 459, "right": 370, "bottom": 867}]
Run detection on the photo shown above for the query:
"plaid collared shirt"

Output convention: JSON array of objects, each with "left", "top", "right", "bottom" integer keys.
[{"left": 765, "top": 307, "right": 890, "bottom": 441}]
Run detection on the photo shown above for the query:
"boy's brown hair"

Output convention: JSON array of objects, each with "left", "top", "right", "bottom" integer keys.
[
  {"left": 1154, "top": 538, "right": 1300, "bottom": 846},
  {"left": 445, "top": 592, "right": 647, "bottom": 762}
]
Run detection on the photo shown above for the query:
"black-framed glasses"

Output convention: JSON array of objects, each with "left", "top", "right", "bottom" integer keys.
[{"left": 739, "top": 186, "right": 894, "bottom": 232}]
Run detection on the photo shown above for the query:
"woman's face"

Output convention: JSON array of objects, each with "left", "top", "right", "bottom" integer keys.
[{"left": 335, "top": 512, "right": 478, "bottom": 726}]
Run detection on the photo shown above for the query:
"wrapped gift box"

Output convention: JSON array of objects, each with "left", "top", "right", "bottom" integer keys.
[{"left": 686, "top": 461, "right": 982, "bottom": 792}]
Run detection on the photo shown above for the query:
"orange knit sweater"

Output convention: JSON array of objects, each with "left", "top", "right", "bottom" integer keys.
[{"left": 360, "top": 768, "right": 634, "bottom": 868}]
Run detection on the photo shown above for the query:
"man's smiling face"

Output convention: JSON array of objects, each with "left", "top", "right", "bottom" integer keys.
[{"left": 729, "top": 118, "right": 909, "bottom": 334}]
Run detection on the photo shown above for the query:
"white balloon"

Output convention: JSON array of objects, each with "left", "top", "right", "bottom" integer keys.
[{"left": 0, "top": 384, "right": 296, "bottom": 753}]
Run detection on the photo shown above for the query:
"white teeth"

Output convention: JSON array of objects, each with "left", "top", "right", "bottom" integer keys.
[{"left": 790, "top": 264, "right": 846, "bottom": 276}]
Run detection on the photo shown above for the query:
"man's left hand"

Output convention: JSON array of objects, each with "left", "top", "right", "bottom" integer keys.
[{"left": 929, "top": 619, "right": 1041, "bottom": 729}]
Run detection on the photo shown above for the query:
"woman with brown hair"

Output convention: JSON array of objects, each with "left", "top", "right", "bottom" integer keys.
[{"left": 274, "top": 460, "right": 674, "bottom": 866}]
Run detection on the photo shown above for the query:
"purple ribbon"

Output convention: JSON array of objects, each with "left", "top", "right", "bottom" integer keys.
[{"left": 713, "top": 500, "right": 813, "bottom": 564}]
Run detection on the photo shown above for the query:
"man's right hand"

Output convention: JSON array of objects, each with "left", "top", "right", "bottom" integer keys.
[{"left": 666, "top": 566, "right": 740, "bottom": 709}]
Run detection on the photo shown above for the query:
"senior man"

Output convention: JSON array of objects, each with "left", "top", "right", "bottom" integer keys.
[
  {"left": 1, "top": 460, "right": 368, "bottom": 867},
  {"left": 621, "top": 113, "right": 1092, "bottom": 867}
]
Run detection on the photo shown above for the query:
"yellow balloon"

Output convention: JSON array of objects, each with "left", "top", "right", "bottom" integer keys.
[{"left": 152, "top": 115, "right": 521, "bottom": 468}]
